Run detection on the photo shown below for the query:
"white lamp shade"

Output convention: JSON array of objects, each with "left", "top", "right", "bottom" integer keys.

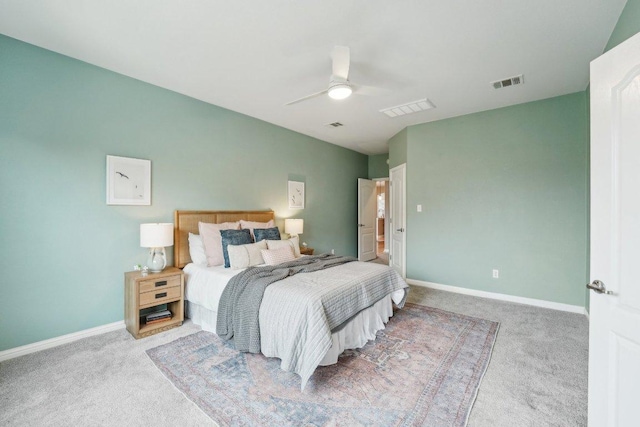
[
  {"left": 285, "top": 219, "right": 304, "bottom": 235},
  {"left": 140, "top": 223, "right": 174, "bottom": 248}
]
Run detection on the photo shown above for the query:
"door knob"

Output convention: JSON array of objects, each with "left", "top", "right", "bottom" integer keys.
[
  {"left": 396, "top": 228, "right": 404, "bottom": 232},
  {"left": 586, "top": 280, "right": 613, "bottom": 295},
  {"left": 358, "top": 224, "right": 365, "bottom": 227}
]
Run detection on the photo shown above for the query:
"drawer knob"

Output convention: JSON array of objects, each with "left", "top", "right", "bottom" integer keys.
[
  {"left": 155, "top": 292, "right": 167, "bottom": 299},
  {"left": 155, "top": 280, "right": 167, "bottom": 288}
]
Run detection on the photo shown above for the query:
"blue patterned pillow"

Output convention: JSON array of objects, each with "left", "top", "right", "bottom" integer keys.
[
  {"left": 253, "top": 227, "right": 281, "bottom": 242},
  {"left": 220, "top": 229, "right": 253, "bottom": 268}
]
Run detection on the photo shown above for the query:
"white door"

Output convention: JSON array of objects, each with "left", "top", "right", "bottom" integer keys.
[
  {"left": 357, "top": 178, "right": 376, "bottom": 261},
  {"left": 384, "top": 180, "right": 390, "bottom": 252},
  {"left": 390, "top": 164, "right": 406, "bottom": 278},
  {"left": 588, "top": 32, "right": 640, "bottom": 427}
]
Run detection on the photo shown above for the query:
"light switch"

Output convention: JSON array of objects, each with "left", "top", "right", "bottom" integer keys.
[{"left": 417, "top": 204, "right": 422, "bottom": 212}]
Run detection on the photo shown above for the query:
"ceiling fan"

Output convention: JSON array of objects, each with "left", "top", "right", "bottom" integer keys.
[{"left": 285, "top": 46, "right": 354, "bottom": 106}]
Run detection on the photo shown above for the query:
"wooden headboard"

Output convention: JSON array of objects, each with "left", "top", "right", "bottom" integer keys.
[{"left": 173, "top": 210, "right": 275, "bottom": 268}]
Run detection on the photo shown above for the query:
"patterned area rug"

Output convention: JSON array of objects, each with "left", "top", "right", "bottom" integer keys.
[{"left": 147, "top": 303, "right": 499, "bottom": 426}]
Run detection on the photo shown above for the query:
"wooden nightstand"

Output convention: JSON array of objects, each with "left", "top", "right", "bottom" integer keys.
[
  {"left": 125, "top": 267, "right": 184, "bottom": 339},
  {"left": 300, "top": 246, "right": 314, "bottom": 255}
]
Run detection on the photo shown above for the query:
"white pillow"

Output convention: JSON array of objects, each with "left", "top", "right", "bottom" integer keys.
[
  {"left": 266, "top": 235, "right": 301, "bottom": 257},
  {"left": 227, "top": 240, "right": 268, "bottom": 269},
  {"left": 239, "top": 219, "right": 275, "bottom": 239},
  {"left": 188, "top": 233, "right": 207, "bottom": 266},
  {"left": 261, "top": 246, "right": 296, "bottom": 265},
  {"left": 199, "top": 221, "right": 240, "bottom": 266}
]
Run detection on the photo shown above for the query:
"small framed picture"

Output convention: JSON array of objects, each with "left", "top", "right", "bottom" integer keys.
[
  {"left": 288, "top": 180, "right": 305, "bottom": 209},
  {"left": 106, "top": 155, "right": 151, "bottom": 205}
]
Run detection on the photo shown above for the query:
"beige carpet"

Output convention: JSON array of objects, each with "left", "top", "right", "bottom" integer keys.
[
  {"left": 369, "top": 252, "right": 389, "bottom": 265},
  {"left": 0, "top": 285, "right": 588, "bottom": 426}
]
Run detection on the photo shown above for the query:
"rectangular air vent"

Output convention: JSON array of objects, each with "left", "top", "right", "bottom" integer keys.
[
  {"left": 326, "top": 122, "right": 343, "bottom": 127},
  {"left": 492, "top": 74, "right": 524, "bottom": 89},
  {"left": 380, "top": 98, "right": 435, "bottom": 118}
]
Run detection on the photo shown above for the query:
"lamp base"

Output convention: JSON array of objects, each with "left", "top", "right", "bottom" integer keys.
[{"left": 146, "top": 247, "right": 167, "bottom": 273}]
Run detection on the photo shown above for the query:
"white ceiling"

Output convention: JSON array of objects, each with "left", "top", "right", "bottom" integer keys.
[{"left": 0, "top": 0, "right": 627, "bottom": 155}]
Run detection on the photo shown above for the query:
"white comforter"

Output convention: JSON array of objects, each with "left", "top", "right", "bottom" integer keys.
[
  {"left": 259, "top": 261, "right": 407, "bottom": 388},
  {"left": 183, "top": 263, "right": 237, "bottom": 314}
]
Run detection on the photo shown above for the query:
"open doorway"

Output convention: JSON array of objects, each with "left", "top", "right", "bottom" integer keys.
[{"left": 375, "top": 179, "right": 389, "bottom": 264}]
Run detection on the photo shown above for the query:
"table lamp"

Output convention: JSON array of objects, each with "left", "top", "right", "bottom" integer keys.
[
  {"left": 285, "top": 218, "right": 304, "bottom": 237},
  {"left": 140, "top": 223, "right": 173, "bottom": 273}
]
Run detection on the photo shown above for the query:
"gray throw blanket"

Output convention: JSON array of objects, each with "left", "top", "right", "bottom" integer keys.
[{"left": 216, "top": 254, "right": 357, "bottom": 353}]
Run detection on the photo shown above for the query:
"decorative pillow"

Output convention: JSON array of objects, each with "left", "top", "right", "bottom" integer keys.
[
  {"left": 188, "top": 233, "right": 207, "bottom": 266},
  {"left": 240, "top": 219, "right": 275, "bottom": 239},
  {"left": 266, "top": 235, "right": 301, "bottom": 257},
  {"left": 287, "top": 235, "right": 300, "bottom": 256},
  {"left": 227, "top": 240, "right": 268, "bottom": 269},
  {"left": 220, "top": 229, "right": 253, "bottom": 268},
  {"left": 261, "top": 246, "right": 296, "bottom": 265},
  {"left": 254, "top": 227, "right": 281, "bottom": 242},
  {"left": 199, "top": 221, "right": 241, "bottom": 266}
]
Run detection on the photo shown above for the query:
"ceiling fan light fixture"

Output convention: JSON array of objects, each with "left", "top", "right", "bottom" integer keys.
[{"left": 328, "top": 83, "right": 352, "bottom": 100}]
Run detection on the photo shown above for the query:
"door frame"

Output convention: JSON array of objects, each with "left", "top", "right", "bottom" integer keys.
[
  {"left": 390, "top": 163, "right": 406, "bottom": 278},
  {"left": 372, "top": 177, "right": 390, "bottom": 255}
]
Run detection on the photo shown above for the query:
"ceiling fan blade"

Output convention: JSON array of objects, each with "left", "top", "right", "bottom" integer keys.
[
  {"left": 285, "top": 89, "right": 328, "bottom": 106},
  {"left": 286, "top": 46, "right": 350, "bottom": 106},
  {"left": 332, "top": 46, "right": 350, "bottom": 80},
  {"left": 353, "top": 84, "right": 391, "bottom": 97}
]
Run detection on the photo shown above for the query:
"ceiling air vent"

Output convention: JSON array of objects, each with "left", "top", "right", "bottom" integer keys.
[
  {"left": 326, "top": 122, "right": 344, "bottom": 127},
  {"left": 492, "top": 74, "right": 524, "bottom": 89},
  {"left": 380, "top": 98, "right": 435, "bottom": 118}
]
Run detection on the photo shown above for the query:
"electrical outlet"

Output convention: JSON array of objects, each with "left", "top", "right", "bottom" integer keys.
[
  {"left": 417, "top": 204, "right": 422, "bottom": 212},
  {"left": 492, "top": 269, "right": 499, "bottom": 279},
  {"left": 331, "top": 249, "right": 335, "bottom": 255}
]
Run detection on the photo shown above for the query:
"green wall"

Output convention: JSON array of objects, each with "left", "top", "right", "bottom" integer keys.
[
  {"left": 0, "top": 35, "right": 367, "bottom": 351},
  {"left": 388, "top": 128, "right": 407, "bottom": 169},
  {"left": 395, "top": 0, "right": 640, "bottom": 309},
  {"left": 605, "top": 0, "right": 640, "bottom": 52},
  {"left": 368, "top": 154, "right": 389, "bottom": 179},
  {"left": 405, "top": 93, "right": 589, "bottom": 306}
]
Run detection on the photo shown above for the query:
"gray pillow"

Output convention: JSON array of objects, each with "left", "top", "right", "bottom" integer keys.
[
  {"left": 254, "top": 227, "right": 281, "bottom": 242},
  {"left": 220, "top": 229, "right": 253, "bottom": 268}
]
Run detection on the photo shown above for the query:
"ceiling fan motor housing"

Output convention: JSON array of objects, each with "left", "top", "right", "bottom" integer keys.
[{"left": 328, "top": 80, "right": 352, "bottom": 100}]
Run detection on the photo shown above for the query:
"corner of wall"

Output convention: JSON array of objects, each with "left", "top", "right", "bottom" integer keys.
[
  {"left": 604, "top": 0, "right": 640, "bottom": 53},
  {"left": 388, "top": 128, "right": 408, "bottom": 169},
  {"left": 367, "top": 153, "right": 390, "bottom": 179}
]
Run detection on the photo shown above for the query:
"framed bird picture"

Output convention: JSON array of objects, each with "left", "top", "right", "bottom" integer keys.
[
  {"left": 288, "top": 180, "right": 305, "bottom": 209},
  {"left": 106, "top": 155, "right": 151, "bottom": 205}
]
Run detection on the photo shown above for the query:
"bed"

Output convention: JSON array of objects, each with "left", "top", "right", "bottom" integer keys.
[{"left": 174, "top": 210, "right": 408, "bottom": 388}]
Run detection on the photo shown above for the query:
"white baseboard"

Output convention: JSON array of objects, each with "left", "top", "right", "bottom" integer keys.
[
  {"left": 0, "top": 321, "right": 125, "bottom": 363},
  {"left": 407, "top": 279, "right": 587, "bottom": 315}
]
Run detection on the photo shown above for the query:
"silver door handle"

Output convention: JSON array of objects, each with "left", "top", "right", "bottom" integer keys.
[
  {"left": 396, "top": 228, "right": 404, "bottom": 232},
  {"left": 586, "top": 280, "right": 613, "bottom": 295}
]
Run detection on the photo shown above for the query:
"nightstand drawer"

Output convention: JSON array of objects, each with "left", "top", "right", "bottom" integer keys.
[
  {"left": 139, "top": 275, "right": 181, "bottom": 294},
  {"left": 139, "top": 285, "right": 182, "bottom": 307}
]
